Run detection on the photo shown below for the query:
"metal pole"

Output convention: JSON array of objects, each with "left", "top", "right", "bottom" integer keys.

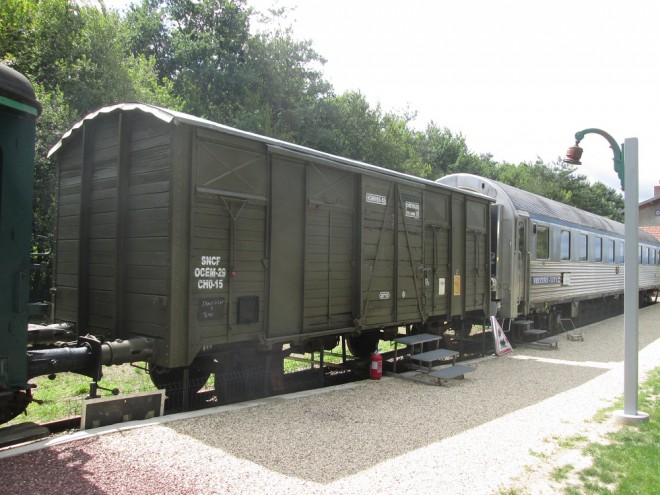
[{"left": 615, "top": 137, "right": 649, "bottom": 425}]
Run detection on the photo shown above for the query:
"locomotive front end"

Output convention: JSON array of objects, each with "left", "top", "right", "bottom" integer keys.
[{"left": 0, "top": 63, "right": 42, "bottom": 422}]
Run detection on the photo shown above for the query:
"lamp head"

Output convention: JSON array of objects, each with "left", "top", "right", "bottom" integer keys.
[{"left": 564, "top": 142, "right": 583, "bottom": 165}]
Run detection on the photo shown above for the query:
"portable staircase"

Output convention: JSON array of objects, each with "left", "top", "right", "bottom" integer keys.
[
  {"left": 391, "top": 333, "right": 474, "bottom": 385},
  {"left": 511, "top": 320, "right": 559, "bottom": 349}
]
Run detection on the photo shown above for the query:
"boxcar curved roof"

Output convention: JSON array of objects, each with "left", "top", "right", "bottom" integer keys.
[
  {"left": 48, "top": 103, "right": 489, "bottom": 201},
  {"left": 441, "top": 173, "right": 659, "bottom": 245}
]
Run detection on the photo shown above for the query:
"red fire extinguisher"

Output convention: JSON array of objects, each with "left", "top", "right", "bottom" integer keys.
[{"left": 370, "top": 351, "right": 382, "bottom": 380}]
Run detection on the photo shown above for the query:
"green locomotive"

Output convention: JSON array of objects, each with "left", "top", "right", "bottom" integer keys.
[{"left": 0, "top": 63, "right": 41, "bottom": 422}]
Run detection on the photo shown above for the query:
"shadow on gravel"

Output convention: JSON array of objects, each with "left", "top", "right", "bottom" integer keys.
[
  {"left": 0, "top": 438, "right": 104, "bottom": 495},
  {"left": 163, "top": 305, "right": 660, "bottom": 484}
]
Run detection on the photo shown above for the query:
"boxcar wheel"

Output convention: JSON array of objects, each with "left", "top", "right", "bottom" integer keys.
[
  {"left": 347, "top": 332, "right": 380, "bottom": 358},
  {"left": 0, "top": 390, "right": 31, "bottom": 424},
  {"left": 149, "top": 357, "right": 213, "bottom": 408}
]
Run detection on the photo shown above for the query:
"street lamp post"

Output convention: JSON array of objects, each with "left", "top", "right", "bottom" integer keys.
[{"left": 564, "top": 130, "right": 649, "bottom": 425}]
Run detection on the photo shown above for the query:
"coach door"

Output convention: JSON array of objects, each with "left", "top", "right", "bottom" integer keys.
[{"left": 515, "top": 218, "right": 529, "bottom": 314}]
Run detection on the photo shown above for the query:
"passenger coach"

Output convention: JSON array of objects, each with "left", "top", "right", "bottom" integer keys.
[{"left": 437, "top": 174, "right": 660, "bottom": 325}]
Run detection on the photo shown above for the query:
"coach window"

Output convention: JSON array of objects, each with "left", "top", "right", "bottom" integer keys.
[
  {"left": 642, "top": 247, "right": 649, "bottom": 265},
  {"left": 617, "top": 241, "right": 625, "bottom": 263},
  {"left": 578, "top": 233, "right": 588, "bottom": 261},
  {"left": 606, "top": 239, "right": 615, "bottom": 263},
  {"left": 594, "top": 237, "right": 603, "bottom": 262},
  {"left": 536, "top": 225, "right": 549, "bottom": 259},
  {"left": 560, "top": 230, "right": 571, "bottom": 260}
]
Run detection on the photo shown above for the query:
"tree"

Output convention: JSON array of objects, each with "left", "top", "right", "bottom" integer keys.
[
  {"left": 1, "top": 0, "right": 181, "bottom": 302},
  {"left": 121, "top": 0, "right": 169, "bottom": 75},
  {"left": 1, "top": 0, "right": 180, "bottom": 115},
  {"left": 234, "top": 6, "right": 332, "bottom": 139},
  {"left": 30, "top": 85, "right": 77, "bottom": 302},
  {"left": 122, "top": 0, "right": 252, "bottom": 121},
  {"left": 491, "top": 160, "right": 624, "bottom": 221}
]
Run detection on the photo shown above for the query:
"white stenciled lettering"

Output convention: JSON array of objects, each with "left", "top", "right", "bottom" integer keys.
[
  {"left": 201, "top": 256, "right": 222, "bottom": 266},
  {"left": 194, "top": 255, "right": 227, "bottom": 291},
  {"left": 198, "top": 279, "right": 224, "bottom": 290}
]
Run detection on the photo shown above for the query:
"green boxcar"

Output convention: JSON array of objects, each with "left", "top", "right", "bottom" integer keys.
[
  {"left": 0, "top": 63, "right": 41, "bottom": 422},
  {"left": 49, "top": 104, "right": 491, "bottom": 376}
]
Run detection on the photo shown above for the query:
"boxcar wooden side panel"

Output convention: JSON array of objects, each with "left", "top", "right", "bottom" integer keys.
[
  {"left": 54, "top": 133, "right": 83, "bottom": 323},
  {"left": 396, "top": 187, "right": 424, "bottom": 323},
  {"left": 54, "top": 112, "right": 173, "bottom": 345},
  {"left": 268, "top": 154, "right": 305, "bottom": 338},
  {"left": 450, "top": 194, "right": 466, "bottom": 317},
  {"left": 356, "top": 177, "right": 430, "bottom": 328},
  {"left": 465, "top": 198, "right": 489, "bottom": 312},
  {"left": 423, "top": 189, "right": 451, "bottom": 318},
  {"left": 358, "top": 176, "right": 396, "bottom": 327},
  {"left": 189, "top": 129, "right": 268, "bottom": 349},
  {"left": 303, "top": 162, "right": 356, "bottom": 332},
  {"left": 119, "top": 114, "right": 171, "bottom": 341}
]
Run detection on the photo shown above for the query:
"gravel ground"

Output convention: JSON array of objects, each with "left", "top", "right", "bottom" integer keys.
[{"left": 2, "top": 304, "right": 659, "bottom": 495}]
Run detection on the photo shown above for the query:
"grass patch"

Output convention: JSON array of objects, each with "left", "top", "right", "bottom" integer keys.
[
  {"left": 551, "top": 464, "right": 574, "bottom": 482},
  {"left": 8, "top": 363, "right": 155, "bottom": 426},
  {"left": 498, "top": 488, "right": 527, "bottom": 495},
  {"left": 529, "top": 449, "right": 549, "bottom": 460},
  {"left": 554, "top": 434, "right": 589, "bottom": 449},
  {"left": 569, "top": 366, "right": 660, "bottom": 495}
]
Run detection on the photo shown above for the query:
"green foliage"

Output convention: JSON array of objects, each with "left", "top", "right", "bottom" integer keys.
[
  {"left": 8, "top": 364, "right": 155, "bottom": 426},
  {"left": 30, "top": 85, "right": 77, "bottom": 302},
  {"left": 123, "top": 0, "right": 251, "bottom": 120},
  {"left": 1, "top": 0, "right": 180, "bottom": 115},
  {"left": 1, "top": 0, "right": 181, "bottom": 302},
  {"left": 235, "top": 6, "right": 332, "bottom": 139},
  {"left": 550, "top": 464, "right": 574, "bottom": 483},
  {"left": 2, "top": 0, "right": 626, "bottom": 305}
]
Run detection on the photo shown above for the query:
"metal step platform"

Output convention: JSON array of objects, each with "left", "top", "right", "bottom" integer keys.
[
  {"left": 390, "top": 332, "right": 474, "bottom": 386},
  {"left": 429, "top": 364, "right": 475, "bottom": 384},
  {"left": 409, "top": 348, "right": 459, "bottom": 372},
  {"left": 524, "top": 328, "right": 547, "bottom": 337},
  {"left": 392, "top": 333, "right": 444, "bottom": 373},
  {"left": 518, "top": 335, "right": 559, "bottom": 350}
]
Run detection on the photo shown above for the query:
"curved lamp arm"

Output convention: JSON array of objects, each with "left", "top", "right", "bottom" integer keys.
[{"left": 574, "top": 128, "right": 625, "bottom": 190}]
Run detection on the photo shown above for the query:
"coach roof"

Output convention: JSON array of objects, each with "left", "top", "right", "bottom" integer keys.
[{"left": 441, "top": 173, "right": 659, "bottom": 245}]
